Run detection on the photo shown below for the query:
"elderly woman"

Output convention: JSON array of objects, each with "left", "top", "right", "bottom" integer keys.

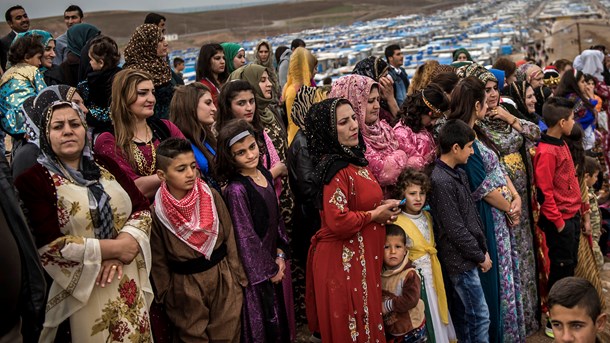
[
  {"left": 123, "top": 24, "right": 174, "bottom": 119},
  {"left": 304, "top": 97, "right": 400, "bottom": 341},
  {"left": 15, "top": 101, "right": 153, "bottom": 342}
]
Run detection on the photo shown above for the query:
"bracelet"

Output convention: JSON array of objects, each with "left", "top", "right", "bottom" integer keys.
[
  {"left": 277, "top": 252, "right": 286, "bottom": 260},
  {"left": 510, "top": 117, "right": 518, "bottom": 125}
]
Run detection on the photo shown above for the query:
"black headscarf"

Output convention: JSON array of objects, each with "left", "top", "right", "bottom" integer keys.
[
  {"left": 22, "top": 85, "right": 77, "bottom": 146},
  {"left": 352, "top": 56, "right": 389, "bottom": 81},
  {"left": 305, "top": 98, "right": 368, "bottom": 208},
  {"left": 501, "top": 81, "right": 540, "bottom": 123}
]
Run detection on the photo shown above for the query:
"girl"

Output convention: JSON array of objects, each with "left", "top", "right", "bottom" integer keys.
[
  {"left": 196, "top": 43, "right": 228, "bottom": 106},
  {"left": 221, "top": 42, "right": 246, "bottom": 74},
  {"left": 169, "top": 83, "right": 220, "bottom": 190},
  {"left": 390, "top": 168, "right": 457, "bottom": 342},
  {"left": 217, "top": 119, "right": 294, "bottom": 342}
]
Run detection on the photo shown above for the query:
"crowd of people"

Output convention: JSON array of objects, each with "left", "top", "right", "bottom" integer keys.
[{"left": 2, "top": 3, "right": 610, "bottom": 343}]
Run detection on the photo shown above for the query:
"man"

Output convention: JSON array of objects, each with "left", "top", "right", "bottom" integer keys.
[
  {"left": 53, "top": 5, "right": 83, "bottom": 66},
  {"left": 278, "top": 38, "right": 306, "bottom": 89},
  {"left": 1, "top": 5, "right": 30, "bottom": 71},
  {"left": 172, "top": 57, "right": 185, "bottom": 85},
  {"left": 385, "top": 44, "right": 410, "bottom": 107},
  {"left": 145, "top": 12, "right": 166, "bottom": 33}
]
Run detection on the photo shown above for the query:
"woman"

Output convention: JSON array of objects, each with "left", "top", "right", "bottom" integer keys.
[
  {"left": 12, "top": 30, "right": 58, "bottom": 85},
  {"left": 196, "top": 43, "right": 228, "bottom": 106},
  {"left": 329, "top": 74, "right": 408, "bottom": 187},
  {"left": 502, "top": 81, "right": 541, "bottom": 124},
  {"left": 15, "top": 101, "right": 153, "bottom": 342},
  {"left": 255, "top": 40, "right": 281, "bottom": 98},
  {"left": 476, "top": 66, "right": 541, "bottom": 336},
  {"left": 452, "top": 48, "right": 472, "bottom": 63},
  {"left": 448, "top": 75, "right": 525, "bottom": 343},
  {"left": 519, "top": 63, "right": 551, "bottom": 117},
  {"left": 123, "top": 24, "right": 174, "bottom": 119},
  {"left": 304, "top": 97, "right": 401, "bottom": 341},
  {"left": 283, "top": 47, "right": 317, "bottom": 144},
  {"left": 94, "top": 69, "right": 185, "bottom": 200},
  {"left": 221, "top": 42, "right": 246, "bottom": 74},
  {"left": 352, "top": 55, "right": 400, "bottom": 122},
  {"left": 60, "top": 23, "right": 100, "bottom": 87},
  {"left": 169, "top": 83, "right": 220, "bottom": 190}
]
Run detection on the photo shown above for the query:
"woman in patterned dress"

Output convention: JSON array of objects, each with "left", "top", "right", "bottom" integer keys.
[{"left": 15, "top": 101, "right": 153, "bottom": 342}]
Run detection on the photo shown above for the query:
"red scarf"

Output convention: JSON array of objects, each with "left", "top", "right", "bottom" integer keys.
[{"left": 154, "top": 178, "right": 219, "bottom": 259}]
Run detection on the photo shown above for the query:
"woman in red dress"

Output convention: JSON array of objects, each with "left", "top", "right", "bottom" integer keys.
[{"left": 304, "top": 97, "right": 401, "bottom": 342}]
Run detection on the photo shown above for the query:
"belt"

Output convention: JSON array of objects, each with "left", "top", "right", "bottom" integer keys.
[{"left": 167, "top": 243, "right": 227, "bottom": 275}]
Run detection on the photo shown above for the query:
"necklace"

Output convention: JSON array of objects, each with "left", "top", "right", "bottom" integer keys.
[
  {"left": 243, "top": 169, "right": 262, "bottom": 182},
  {"left": 132, "top": 126, "right": 156, "bottom": 176}
]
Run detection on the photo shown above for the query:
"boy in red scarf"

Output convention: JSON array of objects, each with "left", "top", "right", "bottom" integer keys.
[{"left": 150, "top": 138, "right": 247, "bottom": 342}]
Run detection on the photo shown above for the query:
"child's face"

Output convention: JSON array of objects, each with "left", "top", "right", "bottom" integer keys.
[
  {"left": 402, "top": 184, "right": 426, "bottom": 215},
  {"left": 561, "top": 112, "right": 576, "bottom": 137},
  {"left": 550, "top": 304, "right": 606, "bottom": 343},
  {"left": 585, "top": 171, "right": 599, "bottom": 188},
  {"left": 230, "top": 134, "right": 259, "bottom": 171},
  {"left": 88, "top": 51, "right": 103, "bottom": 71},
  {"left": 454, "top": 140, "right": 475, "bottom": 165},
  {"left": 384, "top": 235, "right": 407, "bottom": 268},
  {"left": 157, "top": 152, "right": 198, "bottom": 197}
]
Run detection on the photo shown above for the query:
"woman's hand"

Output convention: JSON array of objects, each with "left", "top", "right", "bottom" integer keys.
[
  {"left": 115, "top": 233, "right": 140, "bottom": 264},
  {"left": 489, "top": 106, "right": 514, "bottom": 124},
  {"left": 270, "top": 162, "right": 288, "bottom": 179},
  {"left": 507, "top": 195, "right": 522, "bottom": 227},
  {"left": 369, "top": 200, "right": 401, "bottom": 224},
  {"left": 270, "top": 258, "right": 286, "bottom": 284},
  {"left": 96, "top": 259, "right": 123, "bottom": 288}
]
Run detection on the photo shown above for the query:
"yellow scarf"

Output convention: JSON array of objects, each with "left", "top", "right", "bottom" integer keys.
[{"left": 396, "top": 211, "right": 449, "bottom": 324}]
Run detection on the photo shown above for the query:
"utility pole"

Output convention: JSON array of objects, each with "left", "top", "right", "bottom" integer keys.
[{"left": 576, "top": 22, "right": 582, "bottom": 52}]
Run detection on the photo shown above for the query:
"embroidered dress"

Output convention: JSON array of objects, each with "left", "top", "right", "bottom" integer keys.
[
  {"left": 0, "top": 63, "right": 46, "bottom": 136},
  {"left": 393, "top": 122, "right": 437, "bottom": 170},
  {"left": 306, "top": 164, "right": 386, "bottom": 342}
]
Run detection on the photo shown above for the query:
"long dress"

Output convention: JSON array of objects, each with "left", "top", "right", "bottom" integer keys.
[
  {"left": 397, "top": 211, "right": 457, "bottom": 343},
  {"left": 306, "top": 164, "right": 386, "bottom": 342},
  {"left": 15, "top": 155, "right": 153, "bottom": 343},
  {"left": 223, "top": 176, "right": 294, "bottom": 342},
  {"left": 461, "top": 140, "right": 525, "bottom": 343},
  {"left": 478, "top": 116, "right": 541, "bottom": 335}
]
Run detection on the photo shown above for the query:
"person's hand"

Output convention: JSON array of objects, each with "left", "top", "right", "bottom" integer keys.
[
  {"left": 115, "top": 233, "right": 140, "bottom": 264},
  {"left": 489, "top": 106, "right": 514, "bottom": 124},
  {"left": 508, "top": 196, "right": 522, "bottom": 226},
  {"left": 96, "top": 259, "right": 123, "bottom": 288},
  {"left": 378, "top": 76, "right": 395, "bottom": 101},
  {"left": 557, "top": 224, "right": 565, "bottom": 233},
  {"left": 583, "top": 217, "right": 592, "bottom": 236},
  {"left": 270, "top": 258, "right": 286, "bottom": 284},
  {"left": 271, "top": 162, "right": 288, "bottom": 178},
  {"left": 370, "top": 200, "right": 401, "bottom": 224},
  {"left": 479, "top": 252, "right": 492, "bottom": 273}
]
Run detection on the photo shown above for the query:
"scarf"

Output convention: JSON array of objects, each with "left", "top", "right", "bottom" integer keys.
[
  {"left": 87, "top": 66, "right": 121, "bottom": 108},
  {"left": 123, "top": 24, "right": 171, "bottom": 86},
  {"left": 66, "top": 23, "right": 100, "bottom": 57},
  {"left": 573, "top": 49, "right": 605, "bottom": 81},
  {"left": 352, "top": 56, "right": 388, "bottom": 81},
  {"left": 255, "top": 40, "right": 280, "bottom": 96},
  {"left": 456, "top": 62, "right": 497, "bottom": 84},
  {"left": 22, "top": 85, "right": 77, "bottom": 146},
  {"left": 452, "top": 48, "right": 473, "bottom": 62},
  {"left": 282, "top": 47, "right": 317, "bottom": 100},
  {"left": 229, "top": 64, "right": 276, "bottom": 126},
  {"left": 154, "top": 178, "right": 219, "bottom": 259},
  {"left": 290, "top": 85, "right": 330, "bottom": 133},
  {"left": 329, "top": 74, "right": 398, "bottom": 151},
  {"left": 38, "top": 101, "right": 114, "bottom": 239},
  {"left": 221, "top": 42, "right": 244, "bottom": 74},
  {"left": 305, "top": 98, "right": 368, "bottom": 208},
  {"left": 501, "top": 81, "right": 540, "bottom": 123}
]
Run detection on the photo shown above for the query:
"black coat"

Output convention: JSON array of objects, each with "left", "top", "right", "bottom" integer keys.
[{"left": 0, "top": 31, "right": 16, "bottom": 71}]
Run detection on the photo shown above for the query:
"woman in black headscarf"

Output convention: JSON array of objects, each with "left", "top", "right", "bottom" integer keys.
[{"left": 352, "top": 56, "right": 400, "bottom": 122}]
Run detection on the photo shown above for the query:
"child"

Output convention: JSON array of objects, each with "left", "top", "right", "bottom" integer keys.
[
  {"left": 390, "top": 168, "right": 457, "bottom": 342},
  {"left": 548, "top": 277, "right": 607, "bottom": 343},
  {"left": 216, "top": 119, "right": 295, "bottom": 342},
  {"left": 584, "top": 156, "right": 604, "bottom": 269},
  {"left": 381, "top": 224, "right": 427, "bottom": 343},
  {"left": 150, "top": 138, "right": 247, "bottom": 342},
  {"left": 429, "top": 119, "right": 491, "bottom": 342}
]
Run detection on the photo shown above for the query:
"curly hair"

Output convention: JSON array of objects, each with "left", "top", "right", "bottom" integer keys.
[
  {"left": 398, "top": 83, "right": 449, "bottom": 133},
  {"left": 8, "top": 35, "right": 44, "bottom": 65},
  {"left": 88, "top": 35, "right": 120, "bottom": 70},
  {"left": 389, "top": 168, "right": 431, "bottom": 201}
]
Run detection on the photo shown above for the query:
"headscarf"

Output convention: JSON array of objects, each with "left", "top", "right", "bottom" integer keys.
[
  {"left": 229, "top": 64, "right": 275, "bottom": 125},
  {"left": 502, "top": 80, "right": 538, "bottom": 123},
  {"left": 282, "top": 47, "right": 317, "bottom": 100},
  {"left": 38, "top": 101, "right": 114, "bottom": 239},
  {"left": 329, "top": 74, "right": 398, "bottom": 152},
  {"left": 352, "top": 56, "right": 388, "bottom": 81},
  {"left": 430, "top": 64, "right": 456, "bottom": 80},
  {"left": 123, "top": 24, "right": 171, "bottom": 86},
  {"left": 66, "top": 23, "right": 100, "bottom": 57},
  {"left": 221, "top": 42, "right": 245, "bottom": 74},
  {"left": 290, "top": 85, "right": 330, "bottom": 133},
  {"left": 22, "top": 85, "right": 77, "bottom": 146},
  {"left": 519, "top": 63, "right": 542, "bottom": 85},
  {"left": 573, "top": 49, "right": 605, "bottom": 81},
  {"left": 305, "top": 98, "right": 368, "bottom": 207},
  {"left": 452, "top": 48, "right": 473, "bottom": 62},
  {"left": 489, "top": 68, "right": 505, "bottom": 91},
  {"left": 456, "top": 62, "right": 498, "bottom": 84},
  {"left": 255, "top": 40, "right": 280, "bottom": 96},
  {"left": 13, "top": 29, "right": 54, "bottom": 47}
]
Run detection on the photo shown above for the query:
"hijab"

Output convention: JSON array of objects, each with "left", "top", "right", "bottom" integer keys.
[
  {"left": 502, "top": 81, "right": 537, "bottom": 122},
  {"left": 229, "top": 64, "right": 275, "bottom": 125},
  {"left": 305, "top": 97, "right": 368, "bottom": 208},
  {"left": 452, "top": 48, "right": 473, "bottom": 62},
  {"left": 22, "top": 85, "right": 77, "bottom": 146},
  {"left": 282, "top": 47, "right": 317, "bottom": 99},
  {"left": 66, "top": 23, "right": 100, "bottom": 57},
  {"left": 290, "top": 85, "right": 330, "bottom": 133},
  {"left": 456, "top": 62, "right": 498, "bottom": 84},
  {"left": 221, "top": 42, "right": 245, "bottom": 74},
  {"left": 123, "top": 24, "right": 171, "bottom": 86},
  {"left": 489, "top": 69, "right": 505, "bottom": 92},
  {"left": 352, "top": 56, "right": 389, "bottom": 81},
  {"left": 573, "top": 49, "right": 604, "bottom": 81},
  {"left": 13, "top": 29, "right": 53, "bottom": 47},
  {"left": 255, "top": 40, "right": 280, "bottom": 96},
  {"left": 38, "top": 101, "right": 114, "bottom": 239}
]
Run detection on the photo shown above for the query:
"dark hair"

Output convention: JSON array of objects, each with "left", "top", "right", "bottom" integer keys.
[
  {"left": 542, "top": 96, "right": 575, "bottom": 128},
  {"left": 438, "top": 119, "right": 475, "bottom": 154},
  {"left": 548, "top": 277, "right": 602, "bottom": 323},
  {"left": 384, "top": 44, "right": 400, "bottom": 60},
  {"left": 8, "top": 34, "right": 44, "bottom": 65},
  {"left": 64, "top": 5, "right": 83, "bottom": 18},
  {"left": 144, "top": 12, "right": 166, "bottom": 25},
  {"left": 553, "top": 58, "right": 572, "bottom": 73},
  {"left": 291, "top": 38, "right": 306, "bottom": 50},
  {"left": 555, "top": 69, "right": 594, "bottom": 111},
  {"left": 216, "top": 80, "right": 263, "bottom": 133},
  {"left": 448, "top": 76, "right": 486, "bottom": 124},
  {"left": 215, "top": 119, "right": 257, "bottom": 183},
  {"left": 196, "top": 43, "right": 228, "bottom": 87},
  {"left": 173, "top": 57, "right": 184, "bottom": 68},
  {"left": 156, "top": 137, "right": 194, "bottom": 171},
  {"left": 492, "top": 57, "right": 516, "bottom": 80},
  {"left": 564, "top": 123, "right": 585, "bottom": 177},
  {"left": 88, "top": 35, "right": 120, "bottom": 70},
  {"left": 584, "top": 73, "right": 597, "bottom": 85},
  {"left": 385, "top": 224, "right": 407, "bottom": 245},
  {"left": 584, "top": 156, "right": 601, "bottom": 176},
  {"left": 5, "top": 5, "right": 24, "bottom": 22},
  {"left": 275, "top": 45, "right": 289, "bottom": 65},
  {"left": 431, "top": 71, "right": 459, "bottom": 95},
  {"left": 390, "top": 168, "right": 431, "bottom": 202},
  {"left": 399, "top": 83, "right": 449, "bottom": 133}
]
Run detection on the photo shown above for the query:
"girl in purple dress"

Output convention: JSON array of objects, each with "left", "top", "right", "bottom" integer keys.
[{"left": 216, "top": 119, "right": 294, "bottom": 342}]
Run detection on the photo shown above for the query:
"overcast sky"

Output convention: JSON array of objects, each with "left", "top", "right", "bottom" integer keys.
[{"left": 3, "top": 0, "right": 271, "bottom": 20}]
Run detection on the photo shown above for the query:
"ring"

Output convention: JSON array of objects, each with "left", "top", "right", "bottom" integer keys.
[{"left": 111, "top": 265, "right": 117, "bottom": 269}]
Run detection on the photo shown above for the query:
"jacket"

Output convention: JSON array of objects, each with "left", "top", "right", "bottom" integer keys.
[{"left": 278, "top": 49, "right": 291, "bottom": 89}]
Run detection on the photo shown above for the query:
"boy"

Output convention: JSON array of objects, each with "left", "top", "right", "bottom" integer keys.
[
  {"left": 584, "top": 156, "right": 604, "bottom": 269},
  {"left": 150, "top": 138, "right": 247, "bottom": 342},
  {"left": 381, "top": 224, "right": 426, "bottom": 343},
  {"left": 429, "top": 120, "right": 491, "bottom": 342},
  {"left": 548, "top": 277, "right": 607, "bottom": 343}
]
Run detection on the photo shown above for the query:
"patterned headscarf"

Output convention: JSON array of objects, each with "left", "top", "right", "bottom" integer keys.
[
  {"left": 305, "top": 98, "right": 368, "bottom": 207},
  {"left": 13, "top": 29, "right": 54, "bottom": 47},
  {"left": 282, "top": 47, "right": 317, "bottom": 99},
  {"left": 229, "top": 64, "right": 274, "bottom": 125},
  {"left": 502, "top": 81, "right": 538, "bottom": 122},
  {"left": 290, "top": 85, "right": 330, "bottom": 133},
  {"left": 519, "top": 63, "right": 542, "bottom": 86},
  {"left": 221, "top": 42, "right": 245, "bottom": 74},
  {"left": 329, "top": 74, "right": 398, "bottom": 152},
  {"left": 123, "top": 24, "right": 171, "bottom": 86},
  {"left": 430, "top": 64, "right": 456, "bottom": 80},
  {"left": 22, "top": 85, "right": 77, "bottom": 146},
  {"left": 456, "top": 62, "right": 498, "bottom": 84},
  {"left": 66, "top": 23, "right": 100, "bottom": 57},
  {"left": 352, "top": 56, "right": 389, "bottom": 81},
  {"left": 38, "top": 101, "right": 114, "bottom": 239}
]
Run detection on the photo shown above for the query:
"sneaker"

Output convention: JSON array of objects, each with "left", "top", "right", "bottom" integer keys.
[{"left": 545, "top": 318, "right": 554, "bottom": 338}]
